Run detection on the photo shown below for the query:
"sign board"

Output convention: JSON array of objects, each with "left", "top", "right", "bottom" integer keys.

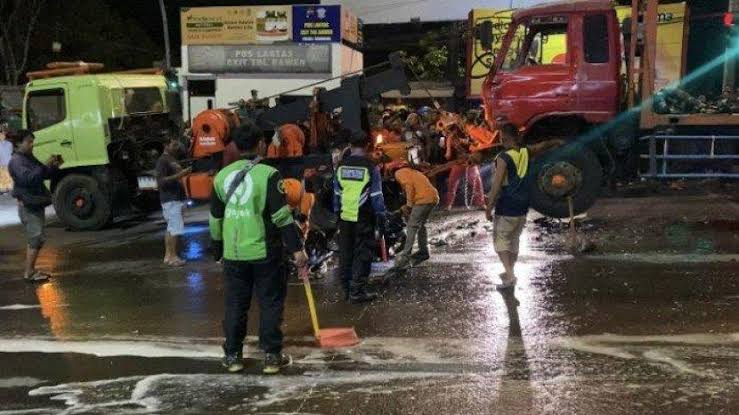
[
  {"left": 180, "top": 6, "right": 292, "bottom": 45},
  {"left": 341, "top": 8, "right": 360, "bottom": 45},
  {"left": 616, "top": 2, "right": 686, "bottom": 91},
  {"left": 293, "top": 5, "right": 341, "bottom": 42},
  {"left": 466, "top": 3, "right": 686, "bottom": 98},
  {"left": 188, "top": 44, "right": 332, "bottom": 74}
]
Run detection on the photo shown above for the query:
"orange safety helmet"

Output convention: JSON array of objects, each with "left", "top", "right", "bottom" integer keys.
[{"left": 282, "top": 178, "right": 305, "bottom": 208}]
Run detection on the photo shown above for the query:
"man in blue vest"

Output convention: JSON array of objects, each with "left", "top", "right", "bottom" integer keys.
[
  {"left": 485, "top": 123, "right": 564, "bottom": 289},
  {"left": 334, "top": 131, "right": 387, "bottom": 303}
]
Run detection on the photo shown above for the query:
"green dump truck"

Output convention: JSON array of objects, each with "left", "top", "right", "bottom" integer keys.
[{"left": 23, "top": 73, "right": 178, "bottom": 230}]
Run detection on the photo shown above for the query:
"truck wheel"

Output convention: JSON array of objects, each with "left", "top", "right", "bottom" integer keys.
[
  {"left": 53, "top": 174, "right": 113, "bottom": 231},
  {"left": 529, "top": 146, "right": 602, "bottom": 218}
]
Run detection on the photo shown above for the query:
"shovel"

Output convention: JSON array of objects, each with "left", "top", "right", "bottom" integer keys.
[{"left": 299, "top": 266, "right": 360, "bottom": 348}]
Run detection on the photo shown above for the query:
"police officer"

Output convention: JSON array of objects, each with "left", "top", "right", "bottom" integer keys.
[
  {"left": 333, "top": 131, "right": 387, "bottom": 303},
  {"left": 210, "top": 122, "right": 308, "bottom": 375}
]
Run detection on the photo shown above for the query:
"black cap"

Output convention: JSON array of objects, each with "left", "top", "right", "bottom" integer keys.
[{"left": 349, "top": 130, "right": 369, "bottom": 147}]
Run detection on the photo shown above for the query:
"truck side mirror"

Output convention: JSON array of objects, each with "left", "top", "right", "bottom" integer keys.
[{"left": 477, "top": 21, "right": 494, "bottom": 51}]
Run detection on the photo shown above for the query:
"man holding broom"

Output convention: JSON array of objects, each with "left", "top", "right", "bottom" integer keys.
[{"left": 210, "top": 122, "right": 308, "bottom": 374}]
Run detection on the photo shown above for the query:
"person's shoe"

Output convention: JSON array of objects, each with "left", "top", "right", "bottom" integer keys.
[
  {"left": 263, "top": 353, "right": 292, "bottom": 375},
  {"left": 327, "top": 239, "right": 340, "bottom": 252},
  {"left": 24, "top": 271, "right": 50, "bottom": 283},
  {"left": 349, "top": 287, "right": 378, "bottom": 304},
  {"left": 410, "top": 252, "right": 430, "bottom": 266},
  {"left": 221, "top": 352, "right": 244, "bottom": 373}
]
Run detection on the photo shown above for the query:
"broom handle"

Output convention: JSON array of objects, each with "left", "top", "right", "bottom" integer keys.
[
  {"left": 302, "top": 277, "right": 321, "bottom": 339},
  {"left": 380, "top": 236, "right": 388, "bottom": 262}
]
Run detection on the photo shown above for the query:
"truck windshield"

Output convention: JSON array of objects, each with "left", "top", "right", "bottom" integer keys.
[
  {"left": 501, "top": 19, "right": 568, "bottom": 71},
  {"left": 124, "top": 87, "right": 164, "bottom": 114}
]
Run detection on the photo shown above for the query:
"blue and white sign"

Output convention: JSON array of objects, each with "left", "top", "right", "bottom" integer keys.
[{"left": 292, "top": 5, "right": 341, "bottom": 43}]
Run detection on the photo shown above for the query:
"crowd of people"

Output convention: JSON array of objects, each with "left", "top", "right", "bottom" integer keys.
[{"left": 3, "top": 99, "right": 564, "bottom": 375}]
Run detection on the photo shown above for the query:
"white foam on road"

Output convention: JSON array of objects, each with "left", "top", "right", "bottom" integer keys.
[
  {"left": 23, "top": 371, "right": 450, "bottom": 414},
  {"left": 557, "top": 332, "right": 739, "bottom": 346},
  {"left": 0, "top": 336, "right": 486, "bottom": 367},
  {"left": 584, "top": 253, "right": 739, "bottom": 264},
  {"left": 0, "top": 338, "right": 222, "bottom": 359},
  {"left": 0, "top": 377, "right": 46, "bottom": 388},
  {"left": 0, "top": 304, "right": 41, "bottom": 311},
  {"left": 554, "top": 332, "right": 739, "bottom": 377}
]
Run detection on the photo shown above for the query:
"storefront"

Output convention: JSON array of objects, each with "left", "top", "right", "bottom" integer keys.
[{"left": 179, "top": 4, "right": 363, "bottom": 123}]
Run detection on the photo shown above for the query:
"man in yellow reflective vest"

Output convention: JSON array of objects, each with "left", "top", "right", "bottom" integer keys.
[
  {"left": 334, "top": 131, "right": 387, "bottom": 303},
  {"left": 485, "top": 123, "right": 564, "bottom": 289}
]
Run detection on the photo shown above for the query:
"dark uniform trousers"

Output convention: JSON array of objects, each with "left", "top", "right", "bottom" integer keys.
[
  {"left": 338, "top": 217, "right": 377, "bottom": 293},
  {"left": 222, "top": 256, "right": 287, "bottom": 355}
]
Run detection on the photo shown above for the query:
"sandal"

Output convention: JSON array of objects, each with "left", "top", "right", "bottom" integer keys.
[
  {"left": 24, "top": 270, "right": 50, "bottom": 282},
  {"left": 167, "top": 258, "right": 186, "bottom": 267}
]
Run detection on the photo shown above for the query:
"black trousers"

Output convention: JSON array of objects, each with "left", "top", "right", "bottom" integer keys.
[
  {"left": 338, "top": 219, "right": 376, "bottom": 292},
  {"left": 223, "top": 257, "right": 287, "bottom": 355}
]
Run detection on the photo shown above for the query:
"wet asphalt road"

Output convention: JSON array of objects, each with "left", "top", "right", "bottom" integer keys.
[{"left": 0, "top": 203, "right": 738, "bottom": 414}]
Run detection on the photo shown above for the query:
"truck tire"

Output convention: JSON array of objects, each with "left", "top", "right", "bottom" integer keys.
[
  {"left": 529, "top": 146, "right": 602, "bottom": 219},
  {"left": 53, "top": 174, "right": 113, "bottom": 231}
]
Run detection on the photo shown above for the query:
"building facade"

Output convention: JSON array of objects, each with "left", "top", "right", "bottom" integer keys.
[{"left": 179, "top": 4, "right": 363, "bottom": 123}]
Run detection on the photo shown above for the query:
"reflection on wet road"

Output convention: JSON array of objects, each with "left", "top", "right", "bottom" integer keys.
[{"left": 0, "top": 210, "right": 737, "bottom": 414}]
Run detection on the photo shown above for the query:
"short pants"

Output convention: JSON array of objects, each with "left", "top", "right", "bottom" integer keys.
[
  {"left": 493, "top": 215, "right": 526, "bottom": 254},
  {"left": 162, "top": 201, "right": 185, "bottom": 236},
  {"left": 19, "top": 204, "right": 46, "bottom": 249}
]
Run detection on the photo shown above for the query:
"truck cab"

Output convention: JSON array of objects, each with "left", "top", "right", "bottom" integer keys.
[
  {"left": 479, "top": 0, "right": 622, "bottom": 217},
  {"left": 23, "top": 73, "right": 176, "bottom": 230},
  {"left": 482, "top": 0, "right": 620, "bottom": 132}
]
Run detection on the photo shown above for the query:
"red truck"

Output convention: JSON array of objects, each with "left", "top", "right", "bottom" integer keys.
[{"left": 478, "top": 0, "right": 739, "bottom": 217}]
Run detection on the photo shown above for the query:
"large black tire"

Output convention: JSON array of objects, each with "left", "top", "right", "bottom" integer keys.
[
  {"left": 53, "top": 174, "right": 113, "bottom": 231},
  {"left": 529, "top": 146, "right": 602, "bottom": 219}
]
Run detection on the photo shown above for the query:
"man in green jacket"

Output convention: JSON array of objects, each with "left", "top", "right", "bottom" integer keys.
[{"left": 210, "top": 122, "right": 308, "bottom": 375}]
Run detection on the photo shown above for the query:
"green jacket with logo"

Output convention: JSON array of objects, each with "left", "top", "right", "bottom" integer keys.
[{"left": 209, "top": 159, "right": 302, "bottom": 261}]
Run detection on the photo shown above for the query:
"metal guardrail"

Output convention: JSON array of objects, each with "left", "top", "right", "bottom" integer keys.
[{"left": 639, "top": 135, "right": 739, "bottom": 178}]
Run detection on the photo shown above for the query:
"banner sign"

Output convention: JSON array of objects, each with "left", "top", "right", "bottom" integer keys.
[
  {"left": 188, "top": 44, "right": 332, "bottom": 74},
  {"left": 341, "top": 8, "right": 360, "bottom": 45},
  {"left": 293, "top": 5, "right": 341, "bottom": 42},
  {"left": 181, "top": 6, "right": 292, "bottom": 45}
]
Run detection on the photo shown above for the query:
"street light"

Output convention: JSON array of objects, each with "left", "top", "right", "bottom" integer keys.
[{"left": 158, "top": 0, "right": 171, "bottom": 69}]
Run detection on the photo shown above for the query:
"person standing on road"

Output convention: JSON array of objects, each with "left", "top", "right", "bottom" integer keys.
[
  {"left": 0, "top": 123, "right": 14, "bottom": 193},
  {"left": 8, "top": 130, "right": 63, "bottom": 282},
  {"left": 485, "top": 123, "right": 565, "bottom": 288},
  {"left": 334, "top": 131, "right": 387, "bottom": 303},
  {"left": 156, "top": 139, "right": 192, "bottom": 267},
  {"left": 388, "top": 163, "right": 439, "bottom": 273},
  {"left": 210, "top": 123, "right": 308, "bottom": 375}
]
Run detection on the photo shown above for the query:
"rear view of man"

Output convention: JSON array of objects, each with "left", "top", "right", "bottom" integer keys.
[
  {"left": 210, "top": 123, "right": 307, "bottom": 375},
  {"left": 334, "top": 131, "right": 387, "bottom": 303},
  {"left": 8, "top": 130, "right": 63, "bottom": 282},
  {"left": 485, "top": 123, "right": 564, "bottom": 289}
]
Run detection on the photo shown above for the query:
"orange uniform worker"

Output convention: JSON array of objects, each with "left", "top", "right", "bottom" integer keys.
[
  {"left": 267, "top": 124, "right": 305, "bottom": 158},
  {"left": 282, "top": 178, "right": 314, "bottom": 237},
  {"left": 389, "top": 164, "right": 440, "bottom": 271},
  {"left": 466, "top": 123, "right": 499, "bottom": 153}
]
